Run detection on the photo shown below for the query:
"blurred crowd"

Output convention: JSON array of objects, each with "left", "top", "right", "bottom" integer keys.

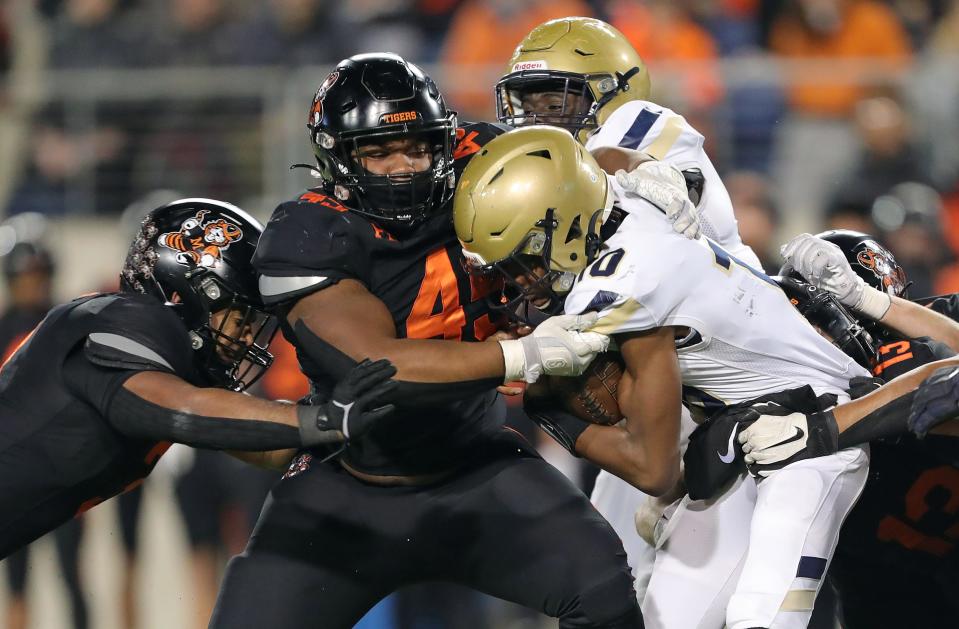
[
  {"left": 0, "top": 0, "right": 957, "bottom": 296},
  {"left": 2, "top": 0, "right": 959, "bottom": 628}
]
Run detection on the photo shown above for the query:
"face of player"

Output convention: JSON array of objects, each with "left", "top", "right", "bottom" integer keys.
[
  {"left": 501, "top": 255, "right": 555, "bottom": 310},
  {"left": 209, "top": 305, "right": 256, "bottom": 362},
  {"left": 519, "top": 90, "right": 589, "bottom": 125},
  {"left": 352, "top": 137, "right": 433, "bottom": 177}
]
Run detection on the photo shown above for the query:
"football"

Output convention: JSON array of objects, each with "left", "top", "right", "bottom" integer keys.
[{"left": 548, "top": 352, "right": 626, "bottom": 425}]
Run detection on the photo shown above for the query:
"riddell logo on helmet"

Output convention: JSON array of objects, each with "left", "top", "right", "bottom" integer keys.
[
  {"left": 512, "top": 60, "right": 548, "bottom": 72},
  {"left": 381, "top": 111, "right": 419, "bottom": 124}
]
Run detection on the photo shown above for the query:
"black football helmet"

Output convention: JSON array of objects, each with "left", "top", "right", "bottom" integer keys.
[
  {"left": 774, "top": 275, "right": 879, "bottom": 370},
  {"left": 306, "top": 53, "right": 457, "bottom": 228},
  {"left": 120, "top": 198, "right": 277, "bottom": 391},
  {"left": 780, "top": 229, "right": 908, "bottom": 299}
]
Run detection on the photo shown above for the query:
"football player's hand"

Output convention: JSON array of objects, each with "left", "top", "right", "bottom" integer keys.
[
  {"left": 909, "top": 365, "right": 959, "bottom": 437},
  {"left": 499, "top": 313, "right": 609, "bottom": 383},
  {"left": 780, "top": 233, "right": 891, "bottom": 320},
  {"left": 737, "top": 408, "right": 839, "bottom": 478},
  {"left": 615, "top": 162, "right": 701, "bottom": 239},
  {"left": 299, "top": 359, "right": 398, "bottom": 445}
]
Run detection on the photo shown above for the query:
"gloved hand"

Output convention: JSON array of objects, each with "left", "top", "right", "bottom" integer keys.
[
  {"left": 615, "top": 161, "right": 701, "bottom": 239},
  {"left": 297, "top": 358, "right": 398, "bottom": 445},
  {"left": 500, "top": 312, "right": 610, "bottom": 383},
  {"left": 909, "top": 365, "right": 959, "bottom": 437},
  {"left": 780, "top": 233, "right": 891, "bottom": 320},
  {"left": 737, "top": 407, "right": 839, "bottom": 478}
]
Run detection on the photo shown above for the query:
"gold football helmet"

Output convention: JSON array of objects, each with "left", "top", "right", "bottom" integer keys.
[
  {"left": 454, "top": 126, "right": 609, "bottom": 319},
  {"left": 497, "top": 17, "right": 651, "bottom": 143}
]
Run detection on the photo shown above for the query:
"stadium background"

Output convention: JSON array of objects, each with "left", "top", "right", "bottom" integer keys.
[{"left": 0, "top": 0, "right": 957, "bottom": 627}]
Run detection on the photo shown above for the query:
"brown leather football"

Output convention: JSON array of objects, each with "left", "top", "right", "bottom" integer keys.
[{"left": 548, "top": 352, "right": 625, "bottom": 425}]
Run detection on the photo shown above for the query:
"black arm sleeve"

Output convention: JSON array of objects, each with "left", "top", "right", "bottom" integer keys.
[
  {"left": 62, "top": 350, "right": 305, "bottom": 451},
  {"left": 106, "top": 387, "right": 304, "bottom": 451},
  {"left": 838, "top": 389, "right": 915, "bottom": 448},
  {"left": 292, "top": 319, "right": 500, "bottom": 408}
]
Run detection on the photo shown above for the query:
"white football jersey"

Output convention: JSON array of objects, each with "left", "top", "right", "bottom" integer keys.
[
  {"left": 566, "top": 182, "right": 869, "bottom": 408},
  {"left": 585, "top": 100, "right": 762, "bottom": 270}
]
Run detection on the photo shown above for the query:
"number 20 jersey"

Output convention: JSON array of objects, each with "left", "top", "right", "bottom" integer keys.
[
  {"left": 565, "top": 178, "right": 869, "bottom": 410},
  {"left": 253, "top": 122, "right": 507, "bottom": 477}
]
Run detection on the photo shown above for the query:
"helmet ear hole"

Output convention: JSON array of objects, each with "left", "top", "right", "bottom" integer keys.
[{"left": 565, "top": 215, "right": 583, "bottom": 244}]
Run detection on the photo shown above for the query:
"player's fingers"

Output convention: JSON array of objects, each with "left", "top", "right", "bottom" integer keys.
[
  {"left": 571, "top": 311, "right": 600, "bottom": 331},
  {"left": 744, "top": 453, "right": 756, "bottom": 465},
  {"left": 352, "top": 361, "right": 398, "bottom": 392},
  {"left": 356, "top": 380, "right": 399, "bottom": 408},
  {"left": 577, "top": 331, "right": 610, "bottom": 354},
  {"left": 497, "top": 385, "right": 524, "bottom": 396},
  {"left": 780, "top": 233, "right": 812, "bottom": 261},
  {"left": 614, "top": 169, "right": 635, "bottom": 191},
  {"left": 362, "top": 404, "right": 396, "bottom": 424}
]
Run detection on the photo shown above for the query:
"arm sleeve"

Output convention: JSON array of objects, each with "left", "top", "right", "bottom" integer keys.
[
  {"left": 63, "top": 349, "right": 305, "bottom": 451},
  {"left": 253, "top": 196, "right": 372, "bottom": 306}
]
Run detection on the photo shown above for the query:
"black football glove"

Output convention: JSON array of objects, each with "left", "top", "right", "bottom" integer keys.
[
  {"left": 524, "top": 390, "right": 590, "bottom": 456},
  {"left": 297, "top": 359, "right": 398, "bottom": 446},
  {"left": 847, "top": 375, "right": 884, "bottom": 400},
  {"left": 909, "top": 365, "right": 959, "bottom": 438}
]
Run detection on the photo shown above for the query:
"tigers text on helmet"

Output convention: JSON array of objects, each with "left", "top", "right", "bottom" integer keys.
[
  {"left": 121, "top": 198, "right": 277, "bottom": 391},
  {"left": 453, "top": 126, "right": 609, "bottom": 323},
  {"left": 307, "top": 53, "right": 457, "bottom": 229},
  {"left": 497, "top": 17, "right": 650, "bottom": 143},
  {"left": 774, "top": 275, "right": 878, "bottom": 370}
]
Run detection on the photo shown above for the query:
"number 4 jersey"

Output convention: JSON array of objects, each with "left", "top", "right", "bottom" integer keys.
[
  {"left": 565, "top": 177, "right": 869, "bottom": 411},
  {"left": 253, "top": 121, "right": 508, "bottom": 478}
]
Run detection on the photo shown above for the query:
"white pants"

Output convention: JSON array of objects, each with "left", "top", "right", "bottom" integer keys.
[
  {"left": 643, "top": 446, "right": 869, "bottom": 629},
  {"left": 591, "top": 470, "right": 657, "bottom": 601},
  {"left": 590, "top": 409, "right": 698, "bottom": 604}
]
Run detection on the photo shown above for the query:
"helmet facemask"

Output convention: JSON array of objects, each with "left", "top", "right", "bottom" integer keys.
[
  {"left": 495, "top": 68, "right": 640, "bottom": 142},
  {"left": 464, "top": 208, "right": 601, "bottom": 325},
  {"left": 186, "top": 270, "right": 277, "bottom": 392},
  {"left": 311, "top": 118, "right": 456, "bottom": 230}
]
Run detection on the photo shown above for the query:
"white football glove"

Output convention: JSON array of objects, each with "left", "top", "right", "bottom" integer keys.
[
  {"left": 499, "top": 312, "right": 609, "bottom": 383},
  {"left": 615, "top": 161, "right": 701, "bottom": 239},
  {"left": 780, "top": 233, "right": 891, "bottom": 320},
  {"left": 737, "top": 410, "right": 839, "bottom": 477}
]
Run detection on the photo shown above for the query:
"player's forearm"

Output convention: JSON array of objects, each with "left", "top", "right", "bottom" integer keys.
[
  {"left": 880, "top": 297, "right": 959, "bottom": 353},
  {"left": 577, "top": 424, "right": 680, "bottom": 496},
  {"left": 834, "top": 357, "right": 959, "bottom": 433},
  {"left": 228, "top": 448, "right": 297, "bottom": 470}
]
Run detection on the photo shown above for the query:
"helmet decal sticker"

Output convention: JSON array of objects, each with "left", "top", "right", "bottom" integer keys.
[{"left": 157, "top": 209, "right": 244, "bottom": 269}]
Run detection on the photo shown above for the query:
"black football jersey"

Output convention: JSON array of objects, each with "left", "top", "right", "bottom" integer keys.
[
  {"left": 254, "top": 121, "right": 510, "bottom": 477},
  {"left": 0, "top": 292, "right": 196, "bottom": 557},
  {"left": 832, "top": 336, "right": 958, "bottom": 593}
]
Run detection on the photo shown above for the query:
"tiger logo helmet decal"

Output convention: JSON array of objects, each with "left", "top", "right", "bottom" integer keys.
[
  {"left": 157, "top": 209, "right": 244, "bottom": 268},
  {"left": 856, "top": 244, "right": 907, "bottom": 295}
]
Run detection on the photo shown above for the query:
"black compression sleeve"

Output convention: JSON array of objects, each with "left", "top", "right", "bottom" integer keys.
[
  {"left": 107, "top": 386, "right": 304, "bottom": 451},
  {"left": 838, "top": 389, "right": 915, "bottom": 448},
  {"left": 291, "top": 319, "right": 499, "bottom": 407}
]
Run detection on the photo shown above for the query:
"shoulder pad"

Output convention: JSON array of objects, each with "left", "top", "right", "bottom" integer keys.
[
  {"left": 82, "top": 294, "right": 195, "bottom": 376},
  {"left": 453, "top": 121, "right": 511, "bottom": 171},
  {"left": 254, "top": 194, "right": 372, "bottom": 305}
]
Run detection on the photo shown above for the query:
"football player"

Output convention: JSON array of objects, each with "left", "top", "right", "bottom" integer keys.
[
  {"left": 497, "top": 16, "right": 758, "bottom": 268},
  {"left": 497, "top": 16, "right": 761, "bottom": 597},
  {"left": 0, "top": 198, "right": 397, "bottom": 559},
  {"left": 451, "top": 126, "right": 957, "bottom": 629},
  {"left": 775, "top": 232, "right": 959, "bottom": 628},
  {"left": 210, "top": 54, "right": 645, "bottom": 629},
  {"left": 737, "top": 231, "right": 959, "bottom": 466}
]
